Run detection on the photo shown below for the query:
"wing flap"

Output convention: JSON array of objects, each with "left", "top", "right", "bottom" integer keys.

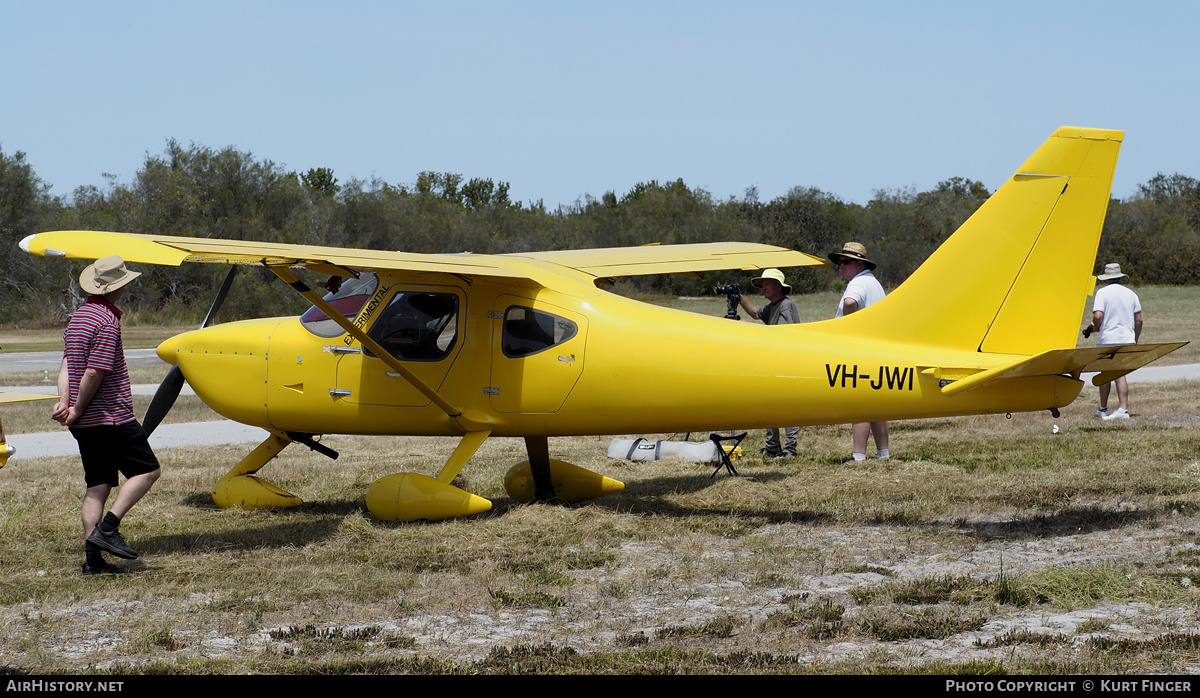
[{"left": 508, "top": 242, "right": 828, "bottom": 277}]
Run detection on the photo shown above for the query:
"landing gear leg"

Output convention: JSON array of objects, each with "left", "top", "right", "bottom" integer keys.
[
  {"left": 504, "top": 438, "right": 624, "bottom": 505},
  {"left": 524, "top": 435, "right": 557, "bottom": 502}
]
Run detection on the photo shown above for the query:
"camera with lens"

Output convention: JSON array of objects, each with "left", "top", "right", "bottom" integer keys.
[{"left": 714, "top": 283, "right": 742, "bottom": 320}]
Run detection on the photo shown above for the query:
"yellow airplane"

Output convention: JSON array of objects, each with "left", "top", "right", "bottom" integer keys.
[{"left": 19, "top": 126, "right": 1185, "bottom": 521}]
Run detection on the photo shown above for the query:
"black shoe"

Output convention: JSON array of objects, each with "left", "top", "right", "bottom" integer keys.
[
  {"left": 87, "top": 525, "right": 138, "bottom": 560},
  {"left": 760, "top": 448, "right": 782, "bottom": 458},
  {"left": 82, "top": 558, "right": 124, "bottom": 575},
  {"left": 773, "top": 452, "right": 795, "bottom": 459}
]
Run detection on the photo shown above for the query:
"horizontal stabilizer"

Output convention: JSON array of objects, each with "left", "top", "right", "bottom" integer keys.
[
  {"left": 937, "top": 342, "right": 1187, "bottom": 396},
  {"left": 0, "top": 392, "right": 58, "bottom": 404}
]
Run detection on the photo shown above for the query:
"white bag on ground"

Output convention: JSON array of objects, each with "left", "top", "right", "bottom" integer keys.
[{"left": 607, "top": 438, "right": 720, "bottom": 464}]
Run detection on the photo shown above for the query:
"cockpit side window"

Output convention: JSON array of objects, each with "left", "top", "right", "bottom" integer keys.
[
  {"left": 502, "top": 306, "right": 578, "bottom": 358},
  {"left": 300, "top": 274, "right": 380, "bottom": 338},
  {"left": 364, "top": 292, "right": 459, "bottom": 362}
]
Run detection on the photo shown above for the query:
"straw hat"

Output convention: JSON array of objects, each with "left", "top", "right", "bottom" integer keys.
[
  {"left": 828, "top": 242, "right": 876, "bottom": 270},
  {"left": 79, "top": 256, "right": 141, "bottom": 295}
]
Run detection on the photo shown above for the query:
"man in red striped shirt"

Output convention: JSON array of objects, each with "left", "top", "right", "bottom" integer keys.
[{"left": 52, "top": 256, "right": 161, "bottom": 575}]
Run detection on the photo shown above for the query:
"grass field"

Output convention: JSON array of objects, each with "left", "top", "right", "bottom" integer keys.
[{"left": 0, "top": 290, "right": 1198, "bottom": 674}]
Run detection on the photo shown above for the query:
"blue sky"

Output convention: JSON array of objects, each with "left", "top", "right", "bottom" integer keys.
[{"left": 3, "top": 1, "right": 1196, "bottom": 209}]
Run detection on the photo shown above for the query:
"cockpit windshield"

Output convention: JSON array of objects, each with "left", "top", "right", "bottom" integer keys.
[{"left": 299, "top": 274, "right": 380, "bottom": 338}]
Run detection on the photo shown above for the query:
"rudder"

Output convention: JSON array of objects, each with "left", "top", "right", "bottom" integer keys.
[
  {"left": 813, "top": 127, "right": 1123, "bottom": 356},
  {"left": 979, "top": 128, "right": 1122, "bottom": 354}
]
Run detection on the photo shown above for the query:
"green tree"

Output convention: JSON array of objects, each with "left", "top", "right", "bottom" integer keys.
[
  {"left": 857, "top": 178, "right": 989, "bottom": 286},
  {"left": 301, "top": 167, "right": 340, "bottom": 198},
  {"left": 1101, "top": 173, "right": 1200, "bottom": 285},
  {"left": 0, "top": 147, "right": 65, "bottom": 321},
  {"left": 749, "top": 186, "right": 855, "bottom": 293}
]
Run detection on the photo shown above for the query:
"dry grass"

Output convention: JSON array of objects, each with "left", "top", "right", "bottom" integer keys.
[
  {"left": 1, "top": 290, "right": 1198, "bottom": 674},
  {"left": 1132, "top": 287, "right": 1200, "bottom": 364},
  {"left": 1, "top": 377, "right": 1200, "bottom": 673}
]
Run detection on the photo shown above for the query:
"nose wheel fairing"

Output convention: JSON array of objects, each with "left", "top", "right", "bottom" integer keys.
[{"left": 211, "top": 430, "right": 303, "bottom": 510}]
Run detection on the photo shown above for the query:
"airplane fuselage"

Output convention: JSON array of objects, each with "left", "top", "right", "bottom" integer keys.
[{"left": 160, "top": 266, "right": 1082, "bottom": 440}]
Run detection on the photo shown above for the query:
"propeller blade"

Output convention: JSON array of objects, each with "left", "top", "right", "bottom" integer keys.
[
  {"left": 143, "top": 365, "right": 184, "bottom": 436},
  {"left": 200, "top": 266, "right": 238, "bottom": 329},
  {"left": 144, "top": 267, "right": 236, "bottom": 436}
]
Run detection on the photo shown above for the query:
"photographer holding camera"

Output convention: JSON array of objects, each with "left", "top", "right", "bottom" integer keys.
[
  {"left": 738, "top": 268, "right": 799, "bottom": 326},
  {"left": 736, "top": 268, "right": 799, "bottom": 458}
]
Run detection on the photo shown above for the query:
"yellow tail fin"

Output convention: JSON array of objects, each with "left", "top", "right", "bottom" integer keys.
[{"left": 820, "top": 126, "right": 1123, "bottom": 356}]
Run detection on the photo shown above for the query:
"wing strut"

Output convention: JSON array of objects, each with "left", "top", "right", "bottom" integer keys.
[
  {"left": 269, "top": 266, "right": 486, "bottom": 431},
  {"left": 435, "top": 430, "right": 492, "bottom": 484}
]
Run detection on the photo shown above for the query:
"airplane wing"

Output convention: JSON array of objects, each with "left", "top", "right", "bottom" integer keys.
[
  {"left": 508, "top": 243, "right": 828, "bottom": 278},
  {"left": 20, "top": 231, "right": 521, "bottom": 277},
  {"left": 21, "top": 232, "right": 822, "bottom": 283},
  {"left": 936, "top": 342, "right": 1189, "bottom": 396}
]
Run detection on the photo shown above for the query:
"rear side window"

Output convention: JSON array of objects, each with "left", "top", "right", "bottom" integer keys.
[
  {"left": 364, "top": 292, "right": 459, "bottom": 361},
  {"left": 300, "top": 274, "right": 380, "bottom": 338},
  {"left": 502, "top": 306, "right": 577, "bottom": 357}
]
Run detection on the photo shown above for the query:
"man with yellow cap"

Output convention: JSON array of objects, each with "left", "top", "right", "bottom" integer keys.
[
  {"left": 52, "top": 256, "right": 162, "bottom": 575},
  {"left": 738, "top": 268, "right": 800, "bottom": 458},
  {"left": 830, "top": 242, "right": 889, "bottom": 461}
]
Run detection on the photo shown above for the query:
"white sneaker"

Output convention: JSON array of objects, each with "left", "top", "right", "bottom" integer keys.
[
  {"left": 1103, "top": 408, "right": 1130, "bottom": 420},
  {"left": 1096, "top": 407, "right": 1108, "bottom": 418}
]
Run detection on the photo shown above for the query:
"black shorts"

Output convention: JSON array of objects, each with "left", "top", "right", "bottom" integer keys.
[{"left": 70, "top": 421, "right": 161, "bottom": 489}]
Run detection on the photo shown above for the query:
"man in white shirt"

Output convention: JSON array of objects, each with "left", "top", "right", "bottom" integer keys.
[
  {"left": 830, "top": 242, "right": 888, "bottom": 460},
  {"left": 1087, "top": 263, "right": 1142, "bottom": 420}
]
